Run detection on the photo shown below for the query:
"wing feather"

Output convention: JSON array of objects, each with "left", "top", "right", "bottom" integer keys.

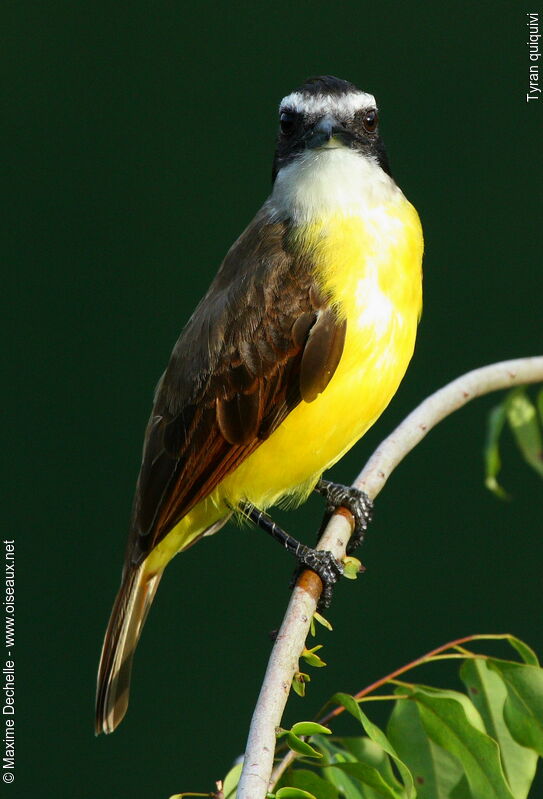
[{"left": 125, "top": 209, "right": 346, "bottom": 570}]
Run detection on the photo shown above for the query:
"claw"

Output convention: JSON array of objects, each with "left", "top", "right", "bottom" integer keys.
[
  {"left": 316, "top": 480, "right": 373, "bottom": 554},
  {"left": 297, "top": 547, "right": 344, "bottom": 609}
]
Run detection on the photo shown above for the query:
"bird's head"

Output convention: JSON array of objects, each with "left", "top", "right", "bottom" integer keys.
[{"left": 272, "top": 75, "right": 391, "bottom": 184}]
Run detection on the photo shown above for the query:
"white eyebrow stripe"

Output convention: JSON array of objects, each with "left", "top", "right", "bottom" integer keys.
[{"left": 279, "top": 90, "right": 376, "bottom": 118}]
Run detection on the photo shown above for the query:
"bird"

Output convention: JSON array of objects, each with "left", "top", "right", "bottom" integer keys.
[{"left": 95, "top": 75, "right": 423, "bottom": 734}]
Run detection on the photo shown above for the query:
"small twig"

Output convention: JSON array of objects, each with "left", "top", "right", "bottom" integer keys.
[
  {"left": 357, "top": 693, "right": 411, "bottom": 702},
  {"left": 319, "top": 634, "right": 493, "bottom": 726},
  {"left": 271, "top": 633, "right": 496, "bottom": 787},
  {"left": 237, "top": 356, "right": 543, "bottom": 799}
]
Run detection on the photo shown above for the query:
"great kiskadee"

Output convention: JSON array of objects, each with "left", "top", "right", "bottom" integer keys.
[{"left": 95, "top": 75, "right": 423, "bottom": 734}]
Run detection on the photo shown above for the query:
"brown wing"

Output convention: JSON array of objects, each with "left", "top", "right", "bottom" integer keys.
[{"left": 125, "top": 208, "right": 346, "bottom": 570}]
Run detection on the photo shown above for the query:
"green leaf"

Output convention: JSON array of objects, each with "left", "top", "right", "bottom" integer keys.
[
  {"left": 342, "top": 556, "right": 363, "bottom": 580},
  {"left": 488, "top": 658, "right": 543, "bottom": 755},
  {"left": 301, "top": 653, "right": 327, "bottom": 667},
  {"left": 537, "top": 387, "right": 543, "bottom": 425},
  {"left": 321, "top": 768, "right": 365, "bottom": 799},
  {"left": 292, "top": 672, "right": 310, "bottom": 698},
  {"left": 286, "top": 732, "right": 322, "bottom": 758},
  {"left": 222, "top": 762, "right": 243, "bottom": 799},
  {"left": 388, "top": 693, "right": 464, "bottom": 798},
  {"left": 449, "top": 775, "right": 472, "bottom": 798},
  {"left": 332, "top": 693, "right": 415, "bottom": 798},
  {"left": 284, "top": 769, "right": 339, "bottom": 799},
  {"left": 409, "top": 685, "right": 487, "bottom": 731},
  {"left": 332, "top": 763, "right": 404, "bottom": 798},
  {"left": 291, "top": 721, "right": 331, "bottom": 736},
  {"left": 275, "top": 787, "right": 317, "bottom": 799},
  {"left": 507, "top": 636, "right": 539, "bottom": 666},
  {"left": 506, "top": 388, "right": 543, "bottom": 478},
  {"left": 408, "top": 686, "right": 515, "bottom": 798},
  {"left": 313, "top": 736, "right": 384, "bottom": 799},
  {"left": 301, "top": 646, "right": 327, "bottom": 668},
  {"left": 461, "top": 658, "right": 537, "bottom": 799},
  {"left": 484, "top": 401, "right": 510, "bottom": 499},
  {"left": 340, "top": 737, "right": 403, "bottom": 791},
  {"left": 313, "top": 611, "right": 333, "bottom": 631}
]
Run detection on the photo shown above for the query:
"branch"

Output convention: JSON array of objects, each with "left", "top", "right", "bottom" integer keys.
[{"left": 236, "top": 356, "right": 543, "bottom": 799}]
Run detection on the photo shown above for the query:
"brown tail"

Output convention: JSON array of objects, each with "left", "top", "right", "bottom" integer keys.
[{"left": 95, "top": 565, "right": 162, "bottom": 734}]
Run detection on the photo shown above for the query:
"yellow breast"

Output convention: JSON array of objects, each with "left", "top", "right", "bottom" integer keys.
[
  {"left": 222, "top": 196, "right": 423, "bottom": 509},
  {"left": 147, "top": 194, "right": 423, "bottom": 568}
]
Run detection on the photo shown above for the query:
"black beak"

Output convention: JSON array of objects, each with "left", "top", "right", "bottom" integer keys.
[{"left": 306, "top": 115, "right": 347, "bottom": 149}]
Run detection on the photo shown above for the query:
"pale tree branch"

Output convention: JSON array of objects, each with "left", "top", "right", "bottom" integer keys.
[{"left": 236, "top": 356, "right": 543, "bottom": 799}]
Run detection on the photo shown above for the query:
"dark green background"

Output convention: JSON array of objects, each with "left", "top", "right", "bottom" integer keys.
[{"left": 5, "top": 2, "right": 542, "bottom": 797}]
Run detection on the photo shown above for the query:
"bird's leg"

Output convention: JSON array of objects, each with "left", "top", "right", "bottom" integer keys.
[
  {"left": 240, "top": 503, "right": 344, "bottom": 608},
  {"left": 314, "top": 479, "right": 373, "bottom": 555}
]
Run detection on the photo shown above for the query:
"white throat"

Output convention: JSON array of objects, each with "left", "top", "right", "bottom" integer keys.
[{"left": 269, "top": 148, "right": 401, "bottom": 223}]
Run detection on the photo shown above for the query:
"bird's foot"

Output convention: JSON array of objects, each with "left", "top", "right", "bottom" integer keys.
[
  {"left": 294, "top": 545, "right": 344, "bottom": 609},
  {"left": 315, "top": 479, "right": 373, "bottom": 554},
  {"left": 240, "top": 503, "right": 345, "bottom": 609}
]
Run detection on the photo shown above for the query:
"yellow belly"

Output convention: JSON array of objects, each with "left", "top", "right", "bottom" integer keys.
[
  {"left": 147, "top": 197, "right": 423, "bottom": 570},
  {"left": 223, "top": 199, "right": 423, "bottom": 503}
]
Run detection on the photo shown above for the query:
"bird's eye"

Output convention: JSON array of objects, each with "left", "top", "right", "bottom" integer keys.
[
  {"left": 280, "top": 111, "right": 297, "bottom": 136},
  {"left": 363, "top": 109, "right": 378, "bottom": 133}
]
